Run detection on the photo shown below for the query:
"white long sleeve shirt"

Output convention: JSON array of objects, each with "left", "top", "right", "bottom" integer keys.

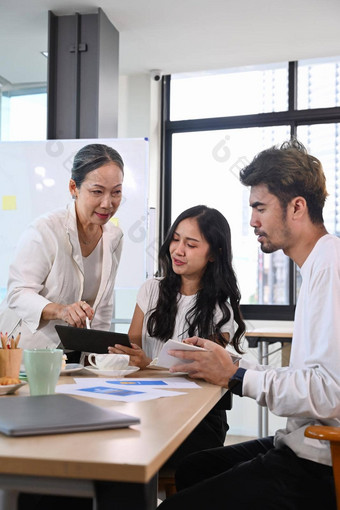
[
  {"left": 0, "top": 202, "right": 123, "bottom": 349},
  {"left": 240, "top": 234, "right": 340, "bottom": 466}
]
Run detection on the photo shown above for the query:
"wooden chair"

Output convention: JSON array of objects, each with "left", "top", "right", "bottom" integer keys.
[
  {"left": 158, "top": 466, "right": 177, "bottom": 499},
  {"left": 304, "top": 425, "right": 340, "bottom": 509}
]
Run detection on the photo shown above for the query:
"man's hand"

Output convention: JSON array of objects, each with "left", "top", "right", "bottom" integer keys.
[{"left": 168, "top": 336, "right": 238, "bottom": 387}]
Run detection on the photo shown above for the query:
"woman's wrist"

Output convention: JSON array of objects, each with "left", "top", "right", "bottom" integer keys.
[
  {"left": 42, "top": 303, "right": 63, "bottom": 321},
  {"left": 140, "top": 356, "right": 152, "bottom": 369}
]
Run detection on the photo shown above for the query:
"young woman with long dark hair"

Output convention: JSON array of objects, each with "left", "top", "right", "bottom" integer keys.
[{"left": 110, "top": 205, "right": 245, "bottom": 467}]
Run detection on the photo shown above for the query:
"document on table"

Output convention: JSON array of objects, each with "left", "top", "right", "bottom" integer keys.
[
  {"left": 74, "top": 377, "right": 200, "bottom": 389},
  {"left": 56, "top": 378, "right": 189, "bottom": 402}
]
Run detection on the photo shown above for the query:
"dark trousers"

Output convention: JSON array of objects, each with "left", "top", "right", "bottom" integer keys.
[
  {"left": 164, "top": 408, "right": 228, "bottom": 469},
  {"left": 158, "top": 436, "right": 336, "bottom": 510},
  {"left": 164, "top": 392, "right": 232, "bottom": 469}
]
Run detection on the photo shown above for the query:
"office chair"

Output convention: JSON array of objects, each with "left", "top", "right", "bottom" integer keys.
[{"left": 304, "top": 425, "right": 340, "bottom": 510}]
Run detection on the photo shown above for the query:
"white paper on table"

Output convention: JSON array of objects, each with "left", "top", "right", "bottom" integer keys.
[
  {"left": 74, "top": 377, "right": 200, "bottom": 389},
  {"left": 56, "top": 383, "right": 186, "bottom": 402}
]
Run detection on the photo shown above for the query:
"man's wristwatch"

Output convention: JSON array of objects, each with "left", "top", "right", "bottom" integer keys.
[{"left": 228, "top": 367, "right": 246, "bottom": 396}]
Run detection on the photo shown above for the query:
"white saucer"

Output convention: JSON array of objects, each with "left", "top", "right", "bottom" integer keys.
[
  {"left": 84, "top": 366, "right": 140, "bottom": 377},
  {"left": 60, "top": 363, "right": 84, "bottom": 375},
  {"left": 0, "top": 381, "right": 27, "bottom": 395}
]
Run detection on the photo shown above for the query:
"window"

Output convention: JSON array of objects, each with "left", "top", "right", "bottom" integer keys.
[
  {"left": 170, "top": 63, "right": 288, "bottom": 120},
  {"left": 161, "top": 57, "right": 340, "bottom": 320},
  {"left": 298, "top": 57, "right": 340, "bottom": 110},
  {"left": 0, "top": 84, "right": 47, "bottom": 141},
  {"left": 171, "top": 126, "right": 291, "bottom": 308},
  {"left": 297, "top": 123, "right": 340, "bottom": 236}
]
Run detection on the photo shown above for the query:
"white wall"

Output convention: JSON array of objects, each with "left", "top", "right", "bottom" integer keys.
[
  {"left": 118, "top": 73, "right": 161, "bottom": 211},
  {"left": 118, "top": 72, "right": 162, "bottom": 279}
]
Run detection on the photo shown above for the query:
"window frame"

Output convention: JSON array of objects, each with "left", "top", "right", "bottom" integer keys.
[{"left": 160, "top": 61, "right": 340, "bottom": 320}]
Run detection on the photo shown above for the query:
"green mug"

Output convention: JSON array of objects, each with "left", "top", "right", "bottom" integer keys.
[{"left": 23, "top": 349, "right": 63, "bottom": 396}]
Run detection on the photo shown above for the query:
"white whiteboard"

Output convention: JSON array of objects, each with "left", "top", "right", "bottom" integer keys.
[{"left": 0, "top": 138, "right": 149, "bottom": 300}]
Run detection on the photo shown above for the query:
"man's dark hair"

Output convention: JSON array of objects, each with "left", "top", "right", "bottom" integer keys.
[{"left": 240, "top": 139, "right": 328, "bottom": 224}]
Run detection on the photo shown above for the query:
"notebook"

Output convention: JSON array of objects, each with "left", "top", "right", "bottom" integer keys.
[
  {"left": 55, "top": 325, "right": 131, "bottom": 354},
  {"left": 0, "top": 394, "right": 140, "bottom": 436}
]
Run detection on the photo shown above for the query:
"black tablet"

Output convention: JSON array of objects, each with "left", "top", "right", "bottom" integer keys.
[{"left": 55, "top": 325, "right": 132, "bottom": 354}]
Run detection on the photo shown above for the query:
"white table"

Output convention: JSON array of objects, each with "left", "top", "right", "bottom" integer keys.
[{"left": 245, "top": 329, "right": 293, "bottom": 437}]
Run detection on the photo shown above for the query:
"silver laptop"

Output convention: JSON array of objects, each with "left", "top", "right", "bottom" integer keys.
[{"left": 0, "top": 394, "right": 140, "bottom": 436}]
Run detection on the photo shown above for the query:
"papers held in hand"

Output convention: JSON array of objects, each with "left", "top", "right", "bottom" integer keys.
[
  {"left": 153, "top": 339, "right": 208, "bottom": 370},
  {"left": 152, "top": 339, "right": 242, "bottom": 370}
]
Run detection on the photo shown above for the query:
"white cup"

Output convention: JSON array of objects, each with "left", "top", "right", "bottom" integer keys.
[{"left": 88, "top": 353, "right": 130, "bottom": 371}]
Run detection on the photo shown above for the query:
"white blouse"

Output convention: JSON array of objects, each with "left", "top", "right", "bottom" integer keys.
[
  {"left": 137, "top": 278, "right": 235, "bottom": 360},
  {"left": 82, "top": 238, "right": 103, "bottom": 307}
]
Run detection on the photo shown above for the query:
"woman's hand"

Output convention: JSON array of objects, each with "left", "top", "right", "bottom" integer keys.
[
  {"left": 42, "top": 301, "right": 94, "bottom": 328},
  {"left": 108, "top": 343, "right": 151, "bottom": 369}
]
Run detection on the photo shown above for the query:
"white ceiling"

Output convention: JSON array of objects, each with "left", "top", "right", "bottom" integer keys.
[{"left": 1, "top": 0, "right": 340, "bottom": 85}]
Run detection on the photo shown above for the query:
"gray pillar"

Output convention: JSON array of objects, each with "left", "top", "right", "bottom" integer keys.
[{"left": 47, "top": 8, "right": 119, "bottom": 139}]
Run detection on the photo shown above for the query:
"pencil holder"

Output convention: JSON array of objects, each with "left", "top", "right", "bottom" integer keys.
[{"left": 0, "top": 348, "right": 22, "bottom": 378}]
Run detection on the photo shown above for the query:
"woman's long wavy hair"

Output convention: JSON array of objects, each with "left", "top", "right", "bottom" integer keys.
[{"left": 147, "top": 205, "right": 245, "bottom": 353}]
